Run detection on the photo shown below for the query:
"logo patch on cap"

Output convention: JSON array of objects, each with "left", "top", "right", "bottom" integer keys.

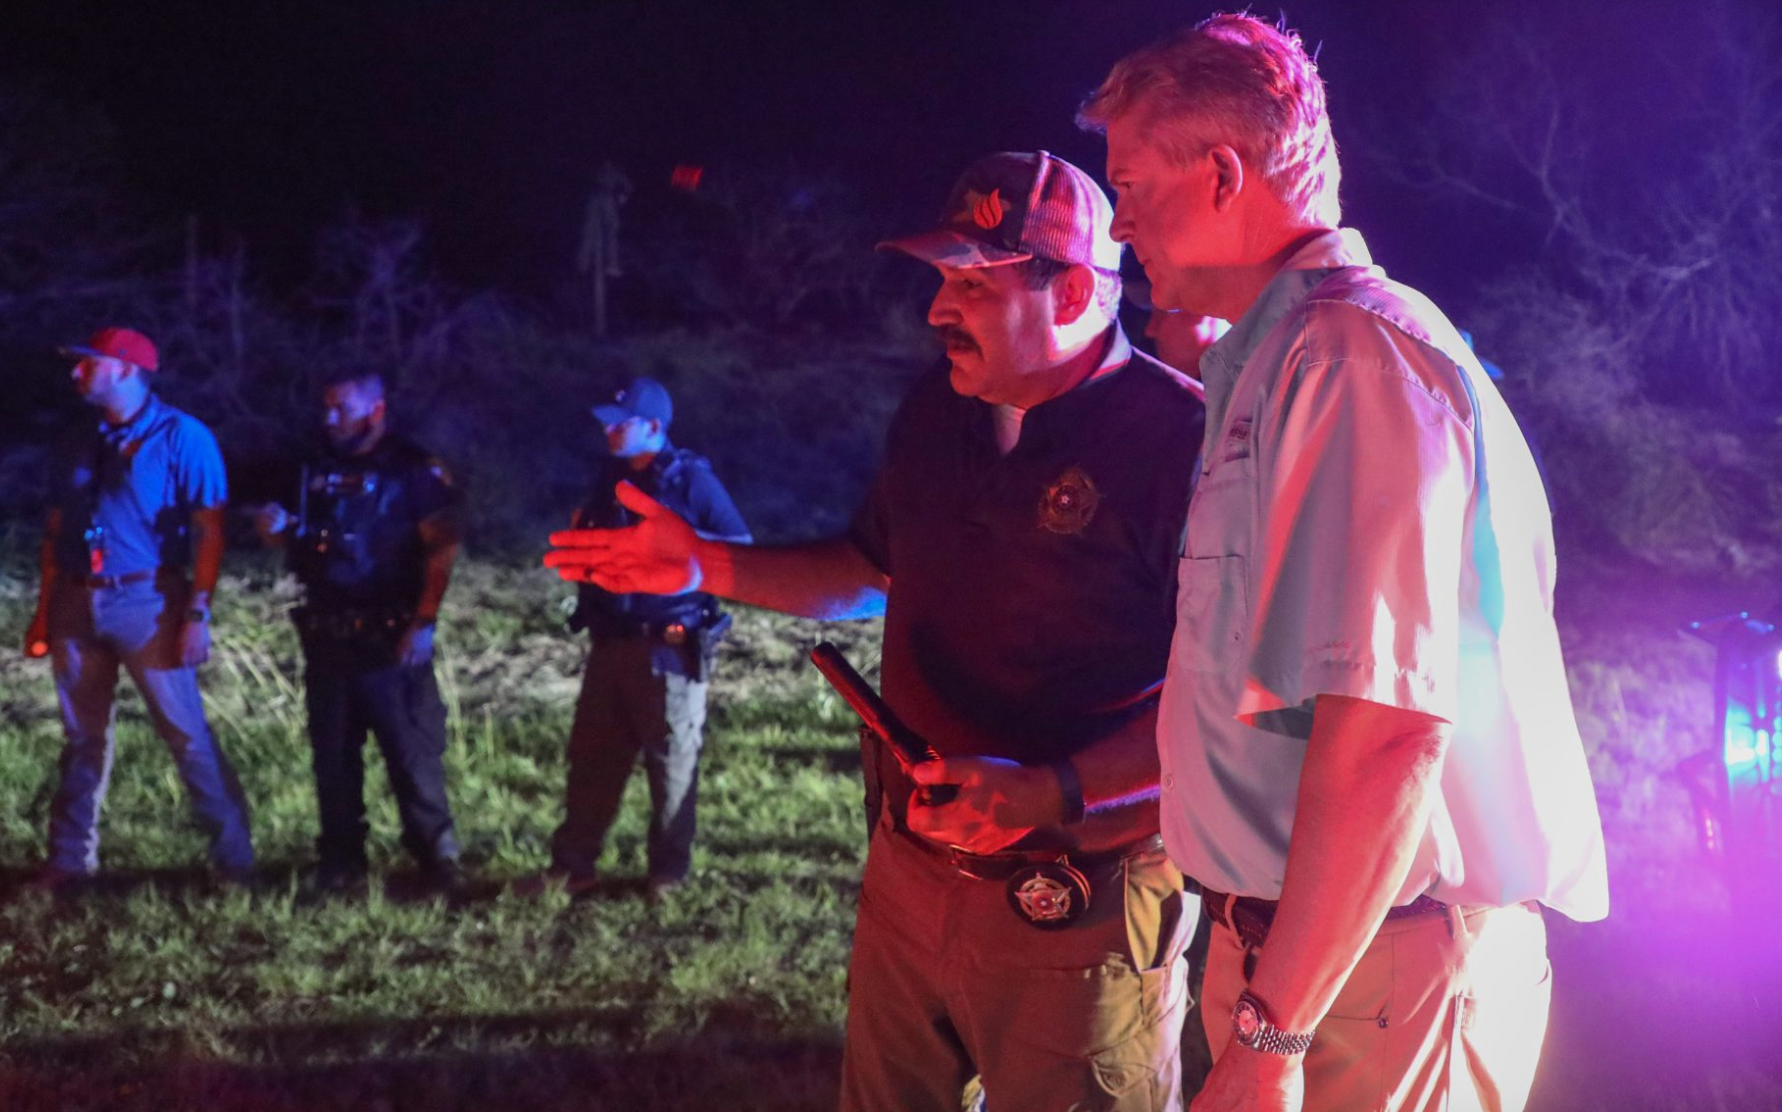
[{"left": 961, "top": 188, "right": 1006, "bottom": 230}]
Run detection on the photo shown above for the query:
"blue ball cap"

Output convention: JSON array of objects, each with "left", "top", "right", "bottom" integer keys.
[{"left": 592, "top": 376, "right": 673, "bottom": 428}]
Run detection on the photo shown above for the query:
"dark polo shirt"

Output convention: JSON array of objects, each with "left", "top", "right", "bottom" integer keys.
[{"left": 850, "top": 326, "right": 1205, "bottom": 849}]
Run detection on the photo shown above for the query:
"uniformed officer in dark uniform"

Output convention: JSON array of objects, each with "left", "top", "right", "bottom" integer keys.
[
  {"left": 544, "top": 153, "right": 1204, "bottom": 1111},
  {"left": 255, "top": 370, "right": 465, "bottom": 894},
  {"left": 528, "top": 376, "right": 750, "bottom": 898}
]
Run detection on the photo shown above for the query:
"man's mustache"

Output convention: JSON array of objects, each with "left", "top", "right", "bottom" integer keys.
[{"left": 938, "top": 326, "right": 979, "bottom": 354}]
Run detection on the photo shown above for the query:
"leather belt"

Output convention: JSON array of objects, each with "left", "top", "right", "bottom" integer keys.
[
  {"left": 1201, "top": 887, "right": 1448, "bottom": 950},
  {"left": 74, "top": 569, "right": 158, "bottom": 589},
  {"left": 899, "top": 829, "right": 1165, "bottom": 882}
]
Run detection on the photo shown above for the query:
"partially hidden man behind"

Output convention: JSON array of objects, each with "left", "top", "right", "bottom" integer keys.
[
  {"left": 254, "top": 370, "right": 466, "bottom": 895},
  {"left": 532, "top": 376, "right": 750, "bottom": 898},
  {"left": 544, "top": 152, "right": 1208, "bottom": 1112},
  {"left": 23, "top": 327, "right": 255, "bottom": 888},
  {"left": 1081, "top": 16, "right": 1608, "bottom": 1112}
]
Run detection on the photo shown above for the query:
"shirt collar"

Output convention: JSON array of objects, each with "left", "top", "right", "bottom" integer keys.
[
  {"left": 1031, "top": 322, "right": 1133, "bottom": 409},
  {"left": 1096, "top": 321, "right": 1134, "bottom": 380},
  {"left": 1198, "top": 228, "right": 1373, "bottom": 406},
  {"left": 100, "top": 393, "right": 163, "bottom": 444},
  {"left": 982, "top": 323, "right": 1133, "bottom": 452}
]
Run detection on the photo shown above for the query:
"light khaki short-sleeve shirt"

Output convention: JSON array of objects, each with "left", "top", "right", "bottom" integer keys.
[{"left": 1157, "top": 229, "right": 1609, "bottom": 922}]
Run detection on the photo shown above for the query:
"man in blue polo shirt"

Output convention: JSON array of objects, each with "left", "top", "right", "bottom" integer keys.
[
  {"left": 22, "top": 327, "right": 255, "bottom": 888},
  {"left": 545, "top": 152, "right": 1207, "bottom": 1112}
]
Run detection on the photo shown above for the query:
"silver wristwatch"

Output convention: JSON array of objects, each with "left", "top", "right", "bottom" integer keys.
[{"left": 1232, "top": 990, "right": 1315, "bottom": 1056}]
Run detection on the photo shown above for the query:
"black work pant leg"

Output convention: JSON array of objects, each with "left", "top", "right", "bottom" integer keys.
[
  {"left": 306, "top": 661, "right": 371, "bottom": 872},
  {"left": 551, "top": 637, "right": 651, "bottom": 875},
  {"left": 359, "top": 663, "right": 459, "bottom": 867},
  {"left": 642, "top": 672, "right": 707, "bottom": 883}
]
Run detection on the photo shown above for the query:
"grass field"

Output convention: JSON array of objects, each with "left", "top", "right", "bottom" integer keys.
[{"left": 1, "top": 555, "right": 1779, "bottom": 1110}]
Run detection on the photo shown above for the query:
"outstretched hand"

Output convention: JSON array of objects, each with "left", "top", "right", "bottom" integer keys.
[
  {"left": 905, "top": 756, "right": 1063, "bottom": 854},
  {"left": 544, "top": 482, "right": 703, "bottom": 596}
]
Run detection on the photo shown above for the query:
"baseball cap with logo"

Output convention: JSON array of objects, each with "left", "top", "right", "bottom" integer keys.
[
  {"left": 592, "top": 376, "right": 674, "bottom": 428},
  {"left": 61, "top": 327, "right": 160, "bottom": 372},
  {"left": 878, "top": 150, "right": 1122, "bottom": 271}
]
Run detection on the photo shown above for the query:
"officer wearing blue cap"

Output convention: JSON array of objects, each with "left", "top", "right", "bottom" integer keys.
[{"left": 525, "top": 376, "right": 750, "bottom": 899}]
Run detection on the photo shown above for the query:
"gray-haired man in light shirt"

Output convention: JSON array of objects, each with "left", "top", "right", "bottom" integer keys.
[{"left": 1081, "top": 15, "right": 1608, "bottom": 1112}]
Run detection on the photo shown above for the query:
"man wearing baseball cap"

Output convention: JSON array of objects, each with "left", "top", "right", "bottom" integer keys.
[
  {"left": 522, "top": 375, "right": 750, "bottom": 900},
  {"left": 22, "top": 327, "right": 255, "bottom": 889},
  {"left": 543, "top": 152, "right": 1208, "bottom": 1110}
]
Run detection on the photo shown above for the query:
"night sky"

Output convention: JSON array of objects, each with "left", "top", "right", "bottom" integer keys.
[{"left": 0, "top": 0, "right": 1704, "bottom": 306}]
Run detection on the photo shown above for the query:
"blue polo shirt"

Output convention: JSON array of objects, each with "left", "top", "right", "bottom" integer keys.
[{"left": 51, "top": 394, "right": 228, "bottom": 579}]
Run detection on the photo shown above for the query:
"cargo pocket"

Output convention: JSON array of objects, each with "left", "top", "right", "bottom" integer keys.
[
  {"left": 1178, "top": 555, "right": 1247, "bottom": 674},
  {"left": 1124, "top": 850, "right": 1190, "bottom": 976},
  {"left": 1091, "top": 1022, "right": 1171, "bottom": 1103}
]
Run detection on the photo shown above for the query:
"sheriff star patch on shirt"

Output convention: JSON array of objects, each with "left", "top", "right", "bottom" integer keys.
[{"left": 1038, "top": 465, "right": 1100, "bottom": 535}]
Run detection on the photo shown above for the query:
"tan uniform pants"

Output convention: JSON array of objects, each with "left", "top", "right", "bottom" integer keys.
[
  {"left": 1201, "top": 902, "right": 1553, "bottom": 1112},
  {"left": 840, "top": 818, "right": 1195, "bottom": 1112}
]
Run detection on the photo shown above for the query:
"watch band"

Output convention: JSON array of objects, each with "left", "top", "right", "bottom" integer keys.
[
  {"left": 185, "top": 606, "right": 211, "bottom": 624},
  {"left": 1049, "top": 758, "right": 1085, "bottom": 825},
  {"left": 1232, "top": 990, "right": 1315, "bottom": 1056}
]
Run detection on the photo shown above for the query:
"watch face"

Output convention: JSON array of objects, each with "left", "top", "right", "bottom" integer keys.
[{"left": 1233, "top": 999, "right": 1263, "bottom": 1044}]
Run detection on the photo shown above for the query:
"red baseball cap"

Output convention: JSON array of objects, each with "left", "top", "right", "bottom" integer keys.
[
  {"left": 879, "top": 150, "right": 1122, "bottom": 271},
  {"left": 62, "top": 327, "right": 159, "bottom": 372}
]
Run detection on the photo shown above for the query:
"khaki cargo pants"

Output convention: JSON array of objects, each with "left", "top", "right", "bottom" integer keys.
[
  {"left": 840, "top": 817, "right": 1195, "bottom": 1112},
  {"left": 1201, "top": 901, "right": 1552, "bottom": 1112}
]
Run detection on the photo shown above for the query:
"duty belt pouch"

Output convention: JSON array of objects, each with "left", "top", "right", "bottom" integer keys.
[{"left": 690, "top": 611, "right": 733, "bottom": 682}]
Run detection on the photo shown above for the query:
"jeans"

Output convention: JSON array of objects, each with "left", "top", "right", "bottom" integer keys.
[
  {"left": 45, "top": 579, "right": 254, "bottom": 875},
  {"left": 551, "top": 636, "right": 708, "bottom": 883}
]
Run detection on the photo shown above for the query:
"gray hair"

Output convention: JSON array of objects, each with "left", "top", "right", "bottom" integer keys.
[{"left": 1078, "top": 13, "right": 1341, "bottom": 227}]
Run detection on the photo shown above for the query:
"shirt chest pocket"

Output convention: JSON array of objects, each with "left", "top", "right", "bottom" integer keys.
[{"left": 1177, "top": 554, "right": 1248, "bottom": 674}]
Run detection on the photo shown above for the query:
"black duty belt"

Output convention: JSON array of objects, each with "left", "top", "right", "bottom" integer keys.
[
  {"left": 1201, "top": 887, "right": 1448, "bottom": 950},
  {"left": 293, "top": 607, "right": 408, "bottom": 640},
  {"left": 73, "top": 569, "right": 159, "bottom": 589}
]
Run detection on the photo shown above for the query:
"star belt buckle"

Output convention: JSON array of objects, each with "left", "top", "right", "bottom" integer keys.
[{"left": 1006, "top": 859, "right": 1092, "bottom": 930}]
